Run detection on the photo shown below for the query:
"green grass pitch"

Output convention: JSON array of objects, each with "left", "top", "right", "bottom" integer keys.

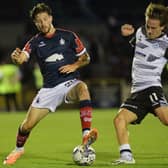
[{"left": 0, "top": 108, "right": 168, "bottom": 168}]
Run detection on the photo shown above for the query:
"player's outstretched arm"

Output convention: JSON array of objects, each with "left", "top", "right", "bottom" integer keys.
[
  {"left": 11, "top": 48, "right": 28, "bottom": 65},
  {"left": 121, "top": 24, "right": 135, "bottom": 36}
]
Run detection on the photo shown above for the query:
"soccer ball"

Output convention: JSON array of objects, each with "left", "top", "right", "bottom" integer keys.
[{"left": 72, "top": 145, "right": 96, "bottom": 166}]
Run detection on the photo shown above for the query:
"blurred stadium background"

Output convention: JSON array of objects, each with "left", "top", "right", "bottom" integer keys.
[{"left": 0, "top": 0, "right": 168, "bottom": 111}]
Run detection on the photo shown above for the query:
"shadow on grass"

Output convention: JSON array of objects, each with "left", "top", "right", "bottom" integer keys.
[{"left": 2, "top": 151, "right": 168, "bottom": 167}]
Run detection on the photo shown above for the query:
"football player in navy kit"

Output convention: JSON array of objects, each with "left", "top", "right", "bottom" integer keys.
[
  {"left": 112, "top": 3, "right": 168, "bottom": 165},
  {"left": 3, "top": 3, "right": 98, "bottom": 165}
]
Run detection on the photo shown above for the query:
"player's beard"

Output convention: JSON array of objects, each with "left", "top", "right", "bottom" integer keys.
[
  {"left": 39, "top": 24, "right": 52, "bottom": 35},
  {"left": 146, "top": 32, "right": 153, "bottom": 39}
]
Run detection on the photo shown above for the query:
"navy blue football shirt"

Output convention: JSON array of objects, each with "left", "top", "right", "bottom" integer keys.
[{"left": 22, "top": 28, "right": 87, "bottom": 88}]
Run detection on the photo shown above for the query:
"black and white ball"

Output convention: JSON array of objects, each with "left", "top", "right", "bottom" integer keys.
[{"left": 72, "top": 145, "right": 96, "bottom": 166}]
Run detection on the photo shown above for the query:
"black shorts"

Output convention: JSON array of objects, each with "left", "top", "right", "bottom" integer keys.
[{"left": 121, "top": 86, "right": 168, "bottom": 124}]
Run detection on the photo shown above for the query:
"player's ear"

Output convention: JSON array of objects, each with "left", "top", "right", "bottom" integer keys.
[
  {"left": 161, "top": 26, "right": 165, "bottom": 32},
  {"left": 50, "top": 15, "right": 53, "bottom": 22}
]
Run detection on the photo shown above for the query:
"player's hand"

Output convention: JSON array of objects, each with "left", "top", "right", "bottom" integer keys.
[
  {"left": 121, "top": 24, "right": 135, "bottom": 36},
  {"left": 11, "top": 48, "right": 22, "bottom": 64},
  {"left": 59, "top": 64, "right": 78, "bottom": 74}
]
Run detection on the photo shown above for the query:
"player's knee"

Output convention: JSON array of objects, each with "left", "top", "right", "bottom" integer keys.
[
  {"left": 77, "top": 82, "right": 88, "bottom": 92},
  {"left": 157, "top": 111, "right": 168, "bottom": 126},
  {"left": 113, "top": 114, "right": 125, "bottom": 127},
  {"left": 161, "top": 119, "right": 168, "bottom": 126},
  {"left": 76, "top": 82, "right": 90, "bottom": 99}
]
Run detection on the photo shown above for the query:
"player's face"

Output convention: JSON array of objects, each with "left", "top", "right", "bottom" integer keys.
[
  {"left": 34, "top": 12, "right": 53, "bottom": 34},
  {"left": 145, "top": 17, "right": 164, "bottom": 39}
]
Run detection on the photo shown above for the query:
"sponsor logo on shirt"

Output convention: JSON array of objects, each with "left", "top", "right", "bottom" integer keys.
[
  {"left": 45, "top": 53, "right": 64, "bottom": 62},
  {"left": 38, "top": 41, "right": 46, "bottom": 47}
]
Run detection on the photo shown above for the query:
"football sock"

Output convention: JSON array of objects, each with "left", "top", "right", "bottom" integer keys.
[
  {"left": 79, "top": 100, "right": 92, "bottom": 132},
  {"left": 119, "top": 144, "right": 133, "bottom": 160},
  {"left": 15, "top": 147, "right": 24, "bottom": 151},
  {"left": 82, "top": 130, "right": 90, "bottom": 137},
  {"left": 16, "top": 127, "right": 30, "bottom": 148}
]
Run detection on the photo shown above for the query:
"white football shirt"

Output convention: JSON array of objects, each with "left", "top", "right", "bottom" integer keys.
[{"left": 131, "top": 27, "right": 168, "bottom": 93}]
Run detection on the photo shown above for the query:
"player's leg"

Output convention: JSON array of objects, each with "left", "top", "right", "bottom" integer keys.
[
  {"left": 155, "top": 106, "right": 168, "bottom": 125},
  {"left": 18, "top": 106, "right": 49, "bottom": 145},
  {"left": 3, "top": 107, "right": 49, "bottom": 165},
  {"left": 150, "top": 87, "right": 168, "bottom": 125},
  {"left": 112, "top": 108, "right": 137, "bottom": 165},
  {"left": 66, "top": 81, "right": 98, "bottom": 146}
]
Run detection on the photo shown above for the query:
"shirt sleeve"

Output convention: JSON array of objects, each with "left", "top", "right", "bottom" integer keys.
[
  {"left": 70, "top": 32, "right": 86, "bottom": 56},
  {"left": 22, "top": 36, "right": 36, "bottom": 60}
]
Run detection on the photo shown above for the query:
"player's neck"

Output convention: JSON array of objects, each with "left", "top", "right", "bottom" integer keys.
[{"left": 45, "top": 27, "right": 56, "bottom": 37}]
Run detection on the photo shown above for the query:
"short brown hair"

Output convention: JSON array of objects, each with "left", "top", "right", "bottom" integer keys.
[
  {"left": 30, "top": 3, "right": 52, "bottom": 20},
  {"left": 145, "top": 3, "right": 168, "bottom": 26}
]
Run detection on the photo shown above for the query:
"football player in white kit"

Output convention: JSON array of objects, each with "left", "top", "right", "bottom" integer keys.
[{"left": 113, "top": 3, "right": 168, "bottom": 165}]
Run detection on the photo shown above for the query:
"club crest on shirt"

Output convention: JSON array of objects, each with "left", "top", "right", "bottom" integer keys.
[{"left": 60, "top": 38, "right": 65, "bottom": 45}]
